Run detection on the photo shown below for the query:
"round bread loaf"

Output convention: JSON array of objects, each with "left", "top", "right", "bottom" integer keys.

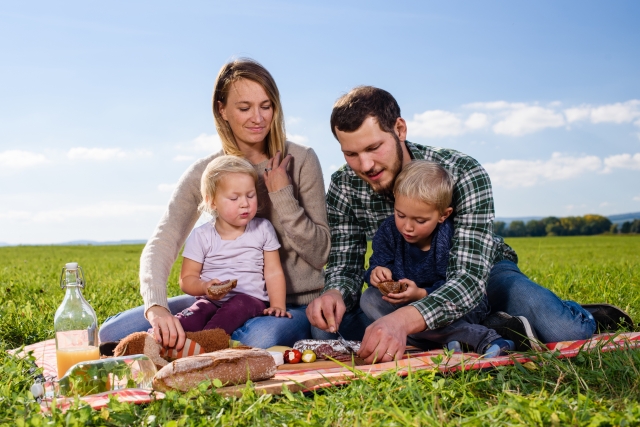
[
  {"left": 152, "top": 348, "right": 276, "bottom": 392},
  {"left": 378, "top": 281, "right": 408, "bottom": 296},
  {"left": 206, "top": 279, "right": 237, "bottom": 299}
]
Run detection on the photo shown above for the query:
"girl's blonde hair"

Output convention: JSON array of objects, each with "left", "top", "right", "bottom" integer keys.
[
  {"left": 199, "top": 155, "right": 258, "bottom": 217},
  {"left": 212, "top": 58, "right": 287, "bottom": 158},
  {"left": 394, "top": 160, "right": 454, "bottom": 214}
]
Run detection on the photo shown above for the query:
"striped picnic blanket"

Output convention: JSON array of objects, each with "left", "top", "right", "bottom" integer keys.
[{"left": 10, "top": 331, "right": 640, "bottom": 411}]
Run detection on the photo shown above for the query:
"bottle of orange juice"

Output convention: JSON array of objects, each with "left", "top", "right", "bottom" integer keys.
[{"left": 54, "top": 262, "right": 99, "bottom": 379}]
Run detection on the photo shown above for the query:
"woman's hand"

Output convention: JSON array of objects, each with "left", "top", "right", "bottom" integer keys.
[
  {"left": 382, "top": 278, "right": 427, "bottom": 305},
  {"left": 264, "top": 306, "right": 292, "bottom": 318},
  {"left": 263, "top": 151, "right": 292, "bottom": 192},
  {"left": 147, "top": 305, "right": 186, "bottom": 350},
  {"left": 369, "top": 266, "right": 392, "bottom": 287}
]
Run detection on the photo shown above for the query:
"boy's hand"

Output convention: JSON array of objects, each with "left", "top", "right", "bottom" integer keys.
[
  {"left": 383, "top": 279, "right": 427, "bottom": 305},
  {"left": 369, "top": 266, "right": 393, "bottom": 286},
  {"left": 264, "top": 306, "right": 292, "bottom": 318}
]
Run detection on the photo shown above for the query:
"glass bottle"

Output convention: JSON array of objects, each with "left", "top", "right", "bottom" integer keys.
[{"left": 54, "top": 262, "right": 99, "bottom": 379}]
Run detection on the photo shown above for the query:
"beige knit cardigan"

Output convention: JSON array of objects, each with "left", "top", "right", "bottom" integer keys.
[{"left": 140, "top": 141, "right": 330, "bottom": 315}]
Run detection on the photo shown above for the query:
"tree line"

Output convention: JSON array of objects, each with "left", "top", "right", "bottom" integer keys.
[{"left": 494, "top": 215, "right": 640, "bottom": 238}]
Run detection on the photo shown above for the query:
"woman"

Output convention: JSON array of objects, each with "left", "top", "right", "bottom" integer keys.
[{"left": 99, "top": 58, "right": 330, "bottom": 349}]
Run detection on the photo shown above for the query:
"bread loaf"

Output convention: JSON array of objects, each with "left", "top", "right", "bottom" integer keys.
[
  {"left": 152, "top": 348, "right": 276, "bottom": 392},
  {"left": 206, "top": 279, "right": 237, "bottom": 299},
  {"left": 378, "top": 281, "right": 408, "bottom": 296}
]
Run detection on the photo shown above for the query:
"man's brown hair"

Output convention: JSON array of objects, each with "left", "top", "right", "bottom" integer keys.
[{"left": 330, "top": 86, "right": 401, "bottom": 139}]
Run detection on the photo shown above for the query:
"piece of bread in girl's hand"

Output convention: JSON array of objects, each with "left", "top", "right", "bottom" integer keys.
[
  {"left": 378, "top": 281, "right": 408, "bottom": 296},
  {"left": 152, "top": 348, "right": 276, "bottom": 392},
  {"left": 206, "top": 279, "right": 238, "bottom": 299}
]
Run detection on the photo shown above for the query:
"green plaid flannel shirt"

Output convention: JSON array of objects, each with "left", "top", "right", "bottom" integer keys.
[{"left": 324, "top": 141, "right": 518, "bottom": 330}]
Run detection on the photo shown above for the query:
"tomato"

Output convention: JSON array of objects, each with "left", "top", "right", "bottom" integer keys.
[{"left": 284, "top": 349, "right": 302, "bottom": 364}]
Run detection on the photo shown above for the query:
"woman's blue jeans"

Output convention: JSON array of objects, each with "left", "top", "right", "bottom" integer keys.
[{"left": 98, "top": 294, "right": 312, "bottom": 348}]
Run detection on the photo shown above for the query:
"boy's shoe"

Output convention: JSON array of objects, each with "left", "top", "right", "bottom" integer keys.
[
  {"left": 481, "top": 311, "right": 543, "bottom": 352},
  {"left": 482, "top": 338, "right": 515, "bottom": 358},
  {"left": 446, "top": 341, "right": 462, "bottom": 353},
  {"left": 581, "top": 304, "right": 635, "bottom": 333}
]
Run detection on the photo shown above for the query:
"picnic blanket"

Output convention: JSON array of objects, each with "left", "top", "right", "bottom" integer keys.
[{"left": 10, "top": 332, "right": 640, "bottom": 410}]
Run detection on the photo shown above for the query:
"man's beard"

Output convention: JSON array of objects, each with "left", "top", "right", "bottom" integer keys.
[{"left": 366, "top": 138, "right": 403, "bottom": 197}]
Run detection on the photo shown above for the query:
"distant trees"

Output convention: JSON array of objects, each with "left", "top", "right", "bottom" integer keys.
[
  {"left": 495, "top": 214, "right": 619, "bottom": 237},
  {"left": 620, "top": 219, "right": 640, "bottom": 234}
]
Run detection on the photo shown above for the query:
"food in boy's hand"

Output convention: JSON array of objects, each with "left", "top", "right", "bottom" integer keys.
[
  {"left": 206, "top": 279, "right": 238, "bottom": 298},
  {"left": 301, "top": 350, "right": 316, "bottom": 363},
  {"left": 378, "top": 281, "right": 408, "bottom": 296},
  {"left": 283, "top": 349, "right": 302, "bottom": 363}
]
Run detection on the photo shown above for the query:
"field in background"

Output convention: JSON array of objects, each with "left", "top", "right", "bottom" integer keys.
[{"left": 1, "top": 235, "right": 640, "bottom": 425}]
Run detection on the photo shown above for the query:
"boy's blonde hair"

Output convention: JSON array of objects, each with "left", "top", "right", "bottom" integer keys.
[
  {"left": 199, "top": 155, "right": 258, "bottom": 217},
  {"left": 393, "top": 160, "right": 453, "bottom": 214},
  {"left": 212, "top": 58, "right": 287, "bottom": 158}
]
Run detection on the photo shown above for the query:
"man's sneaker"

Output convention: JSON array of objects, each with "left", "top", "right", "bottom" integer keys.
[
  {"left": 581, "top": 304, "right": 635, "bottom": 333},
  {"left": 481, "top": 311, "right": 543, "bottom": 352},
  {"left": 483, "top": 338, "right": 515, "bottom": 358}
]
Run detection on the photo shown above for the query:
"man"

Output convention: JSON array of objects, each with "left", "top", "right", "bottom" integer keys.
[{"left": 306, "top": 86, "right": 600, "bottom": 364}]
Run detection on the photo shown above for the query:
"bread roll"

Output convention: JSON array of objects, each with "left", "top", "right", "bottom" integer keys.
[
  {"left": 206, "top": 279, "right": 237, "bottom": 299},
  {"left": 378, "top": 281, "right": 408, "bottom": 296},
  {"left": 152, "top": 348, "right": 276, "bottom": 392}
]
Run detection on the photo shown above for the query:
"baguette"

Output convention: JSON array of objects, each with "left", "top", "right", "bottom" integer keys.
[{"left": 152, "top": 348, "right": 276, "bottom": 392}]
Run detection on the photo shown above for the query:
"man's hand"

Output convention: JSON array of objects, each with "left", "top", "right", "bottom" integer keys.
[
  {"left": 369, "top": 266, "right": 392, "bottom": 287},
  {"left": 383, "top": 278, "right": 427, "bottom": 305},
  {"left": 358, "top": 305, "right": 427, "bottom": 364},
  {"left": 147, "top": 305, "right": 186, "bottom": 350},
  {"left": 306, "top": 289, "right": 345, "bottom": 333}
]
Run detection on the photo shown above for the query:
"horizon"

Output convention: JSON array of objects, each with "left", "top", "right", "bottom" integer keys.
[{"left": 1, "top": 1, "right": 639, "bottom": 245}]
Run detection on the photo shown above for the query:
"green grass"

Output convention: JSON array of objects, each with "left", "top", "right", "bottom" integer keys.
[{"left": 1, "top": 235, "right": 640, "bottom": 426}]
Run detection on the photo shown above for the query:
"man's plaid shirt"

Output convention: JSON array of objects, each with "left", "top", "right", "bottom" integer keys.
[{"left": 324, "top": 141, "right": 518, "bottom": 330}]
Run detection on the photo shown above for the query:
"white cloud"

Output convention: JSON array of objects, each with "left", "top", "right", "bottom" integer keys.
[
  {"left": 603, "top": 153, "right": 640, "bottom": 172},
  {"left": 177, "top": 133, "right": 222, "bottom": 153},
  {"left": 407, "top": 110, "right": 465, "bottom": 138},
  {"left": 287, "top": 133, "right": 308, "bottom": 144},
  {"left": 599, "top": 202, "right": 610, "bottom": 207},
  {"left": 0, "top": 202, "right": 165, "bottom": 223},
  {"left": 485, "top": 152, "right": 602, "bottom": 188},
  {"left": 286, "top": 116, "right": 303, "bottom": 125},
  {"left": 158, "top": 183, "right": 177, "bottom": 192},
  {"left": 67, "top": 147, "right": 152, "bottom": 160},
  {"left": 492, "top": 106, "right": 565, "bottom": 136},
  {"left": 564, "top": 100, "right": 640, "bottom": 124},
  {"left": 0, "top": 150, "right": 48, "bottom": 169},
  {"left": 464, "top": 113, "right": 489, "bottom": 130},
  {"left": 634, "top": 195, "right": 640, "bottom": 202}
]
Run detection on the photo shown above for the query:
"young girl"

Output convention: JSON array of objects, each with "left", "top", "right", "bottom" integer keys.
[{"left": 175, "top": 155, "right": 291, "bottom": 336}]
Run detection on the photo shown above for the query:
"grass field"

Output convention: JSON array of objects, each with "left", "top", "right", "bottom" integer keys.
[{"left": 1, "top": 235, "right": 639, "bottom": 425}]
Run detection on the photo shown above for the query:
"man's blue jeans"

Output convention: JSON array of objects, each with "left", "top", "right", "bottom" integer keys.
[
  {"left": 487, "top": 260, "right": 595, "bottom": 343},
  {"left": 99, "top": 295, "right": 312, "bottom": 348}
]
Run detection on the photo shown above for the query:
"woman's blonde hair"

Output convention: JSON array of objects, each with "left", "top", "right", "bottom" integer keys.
[
  {"left": 394, "top": 160, "right": 453, "bottom": 214},
  {"left": 199, "top": 155, "right": 258, "bottom": 217},
  {"left": 212, "top": 58, "right": 286, "bottom": 158}
]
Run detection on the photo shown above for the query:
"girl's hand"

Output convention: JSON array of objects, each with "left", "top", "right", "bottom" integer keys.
[
  {"left": 264, "top": 306, "right": 292, "bottom": 318},
  {"left": 263, "top": 151, "right": 292, "bottom": 193},
  {"left": 383, "top": 278, "right": 427, "bottom": 305},
  {"left": 369, "top": 266, "right": 392, "bottom": 286}
]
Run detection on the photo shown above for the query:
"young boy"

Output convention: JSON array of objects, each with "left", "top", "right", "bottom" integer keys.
[{"left": 361, "top": 160, "right": 514, "bottom": 357}]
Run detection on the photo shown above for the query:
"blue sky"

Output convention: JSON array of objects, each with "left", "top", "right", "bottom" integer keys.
[{"left": 1, "top": 1, "right": 639, "bottom": 244}]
